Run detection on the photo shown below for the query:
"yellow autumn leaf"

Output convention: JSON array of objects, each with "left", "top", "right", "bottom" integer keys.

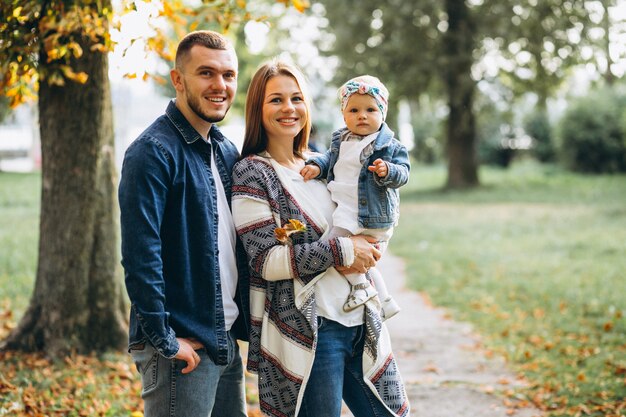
[
  {"left": 274, "top": 219, "right": 307, "bottom": 244},
  {"left": 274, "top": 227, "right": 289, "bottom": 243},
  {"left": 286, "top": 219, "right": 306, "bottom": 232},
  {"left": 68, "top": 41, "right": 83, "bottom": 58},
  {"left": 291, "top": 0, "right": 309, "bottom": 13},
  {"left": 47, "top": 48, "right": 61, "bottom": 61},
  {"left": 74, "top": 72, "right": 88, "bottom": 83}
]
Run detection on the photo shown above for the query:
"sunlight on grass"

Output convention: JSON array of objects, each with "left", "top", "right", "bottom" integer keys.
[{"left": 392, "top": 160, "right": 626, "bottom": 417}]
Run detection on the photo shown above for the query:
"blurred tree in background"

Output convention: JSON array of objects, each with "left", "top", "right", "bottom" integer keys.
[{"left": 315, "top": 0, "right": 626, "bottom": 184}]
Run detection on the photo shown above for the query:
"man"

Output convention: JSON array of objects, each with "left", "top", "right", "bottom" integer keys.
[{"left": 119, "top": 30, "right": 249, "bottom": 417}]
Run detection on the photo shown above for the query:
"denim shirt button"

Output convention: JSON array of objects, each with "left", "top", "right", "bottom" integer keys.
[{"left": 360, "top": 198, "right": 367, "bottom": 206}]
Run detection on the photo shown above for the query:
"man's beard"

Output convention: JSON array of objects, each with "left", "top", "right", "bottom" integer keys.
[{"left": 187, "top": 92, "right": 230, "bottom": 124}]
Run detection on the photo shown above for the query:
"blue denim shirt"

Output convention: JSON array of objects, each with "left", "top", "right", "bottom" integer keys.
[
  {"left": 308, "top": 123, "right": 410, "bottom": 229},
  {"left": 119, "top": 100, "right": 250, "bottom": 364}
]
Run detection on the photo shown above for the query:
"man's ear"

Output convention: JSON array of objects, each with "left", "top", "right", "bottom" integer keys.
[{"left": 170, "top": 68, "right": 184, "bottom": 93}]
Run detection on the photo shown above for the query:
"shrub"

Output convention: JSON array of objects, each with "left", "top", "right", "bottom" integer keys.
[
  {"left": 524, "top": 110, "right": 555, "bottom": 162},
  {"left": 559, "top": 89, "right": 626, "bottom": 173},
  {"left": 410, "top": 108, "right": 444, "bottom": 164}
]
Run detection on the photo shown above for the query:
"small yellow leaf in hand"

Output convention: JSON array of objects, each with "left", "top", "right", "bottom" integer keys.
[
  {"left": 274, "top": 219, "right": 307, "bottom": 244},
  {"left": 286, "top": 219, "right": 306, "bottom": 232},
  {"left": 274, "top": 227, "right": 289, "bottom": 243}
]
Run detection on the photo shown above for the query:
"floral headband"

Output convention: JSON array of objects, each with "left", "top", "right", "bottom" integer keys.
[{"left": 339, "top": 80, "right": 389, "bottom": 120}]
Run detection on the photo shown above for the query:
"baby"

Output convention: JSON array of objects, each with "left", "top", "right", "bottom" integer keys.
[{"left": 301, "top": 75, "right": 410, "bottom": 319}]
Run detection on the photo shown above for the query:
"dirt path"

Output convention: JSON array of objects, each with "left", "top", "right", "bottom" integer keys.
[{"left": 346, "top": 254, "right": 542, "bottom": 417}]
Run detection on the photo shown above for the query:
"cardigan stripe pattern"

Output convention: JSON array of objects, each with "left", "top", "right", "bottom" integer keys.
[{"left": 232, "top": 155, "right": 410, "bottom": 417}]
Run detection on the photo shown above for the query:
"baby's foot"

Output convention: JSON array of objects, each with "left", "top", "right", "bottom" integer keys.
[
  {"left": 343, "top": 282, "right": 378, "bottom": 312},
  {"left": 381, "top": 296, "right": 401, "bottom": 320}
]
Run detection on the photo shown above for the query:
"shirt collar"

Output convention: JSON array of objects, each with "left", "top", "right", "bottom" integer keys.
[{"left": 165, "top": 99, "right": 225, "bottom": 145}]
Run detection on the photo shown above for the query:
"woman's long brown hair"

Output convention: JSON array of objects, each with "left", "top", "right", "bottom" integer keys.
[{"left": 241, "top": 59, "right": 311, "bottom": 158}]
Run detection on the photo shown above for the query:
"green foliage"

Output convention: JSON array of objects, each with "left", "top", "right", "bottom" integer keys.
[
  {"left": 409, "top": 100, "right": 444, "bottom": 164},
  {"left": 314, "top": 0, "right": 443, "bottom": 124},
  {"left": 393, "top": 161, "right": 626, "bottom": 416},
  {"left": 0, "top": 95, "right": 12, "bottom": 123},
  {"left": 524, "top": 109, "right": 555, "bottom": 162},
  {"left": 489, "top": 0, "right": 589, "bottom": 105},
  {"left": 559, "top": 88, "right": 626, "bottom": 173},
  {"left": 476, "top": 96, "right": 516, "bottom": 168}
]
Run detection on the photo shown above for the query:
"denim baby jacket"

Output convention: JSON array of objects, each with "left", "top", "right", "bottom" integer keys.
[
  {"left": 119, "top": 101, "right": 249, "bottom": 364},
  {"left": 307, "top": 122, "right": 410, "bottom": 229}
]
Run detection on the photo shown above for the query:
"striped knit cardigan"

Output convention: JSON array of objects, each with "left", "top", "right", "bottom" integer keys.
[{"left": 231, "top": 153, "right": 410, "bottom": 417}]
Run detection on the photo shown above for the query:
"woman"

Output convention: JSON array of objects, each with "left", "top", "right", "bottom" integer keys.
[{"left": 231, "top": 60, "right": 410, "bottom": 417}]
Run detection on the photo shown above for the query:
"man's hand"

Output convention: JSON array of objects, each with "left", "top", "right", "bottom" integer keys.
[
  {"left": 368, "top": 158, "right": 388, "bottom": 177},
  {"left": 347, "top": 235, "right": 381, "bottom": 274},
  {"left": 175, "top": 337, "right": 204, "bottom": 374},
  {"left": 300, "top": 164, "right": 321, "bottom": 181}
]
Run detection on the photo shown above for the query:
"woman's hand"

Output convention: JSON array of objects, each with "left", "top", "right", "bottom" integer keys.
[{"left": 345, "top": 235, "right": 381, "bottom": 274}]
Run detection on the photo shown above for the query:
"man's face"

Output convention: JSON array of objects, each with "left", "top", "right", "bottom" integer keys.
[{"left": 175, "top": 45, "right": 238, "bottom": 124}]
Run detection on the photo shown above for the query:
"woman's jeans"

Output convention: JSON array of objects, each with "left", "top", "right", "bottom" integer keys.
[
  {"left": 298, "top": 318, "right": 394, "bottom": 417},
  {"left": 130, "top": 332, "right": 246, "bottom": 417}
]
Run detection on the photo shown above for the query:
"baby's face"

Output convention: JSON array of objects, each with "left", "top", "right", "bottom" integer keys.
[{"left": 342, "top": 94, "right": 383, "bottom": 136}]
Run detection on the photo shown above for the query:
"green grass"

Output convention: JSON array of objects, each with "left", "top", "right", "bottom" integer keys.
[
  {"left": 392, "top": 159, "right": 626, "bottom": 416},
  {"left": 0, "top": 172, "right": 40, "bottom": 315},
  {"left": 2, "top": 164, "right": 625, "bottom": 416}
]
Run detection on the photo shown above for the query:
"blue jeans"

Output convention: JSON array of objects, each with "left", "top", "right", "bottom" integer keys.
[
  {"left": 130, "top": 332, "right": 246, "bottom": 417},
  {"left": 298, "top": 318, "right": 394, "bottom": 417}
]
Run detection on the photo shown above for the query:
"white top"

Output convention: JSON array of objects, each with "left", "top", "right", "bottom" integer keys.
[
  {"left": 209, "top": 140, "right": 239, "bottom": 331},
  {"left": 327, "top": 132, "right": 378, "bottom": 235},
  {"left": 275, "top": 164, "right": 365, "bottom": 327}
]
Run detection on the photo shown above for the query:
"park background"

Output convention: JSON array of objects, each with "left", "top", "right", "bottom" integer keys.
[{"left": 1, "top": 1, "right": 626, "bottom": 416}]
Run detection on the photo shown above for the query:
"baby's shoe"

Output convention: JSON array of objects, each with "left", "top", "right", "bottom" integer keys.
[
  {"left": 381, "top": 296, "right": 401, "bottom": 320},
  {"left": 343, "top": 282, "right": 378, "bottom": 312}
]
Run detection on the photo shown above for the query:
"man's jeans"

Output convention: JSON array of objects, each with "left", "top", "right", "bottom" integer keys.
[
  {"left": 130, "top": 332, "right": 246, "bottom": 417},
  {"left": 298, "top": 318, "right": 393, "bottom": 417}
]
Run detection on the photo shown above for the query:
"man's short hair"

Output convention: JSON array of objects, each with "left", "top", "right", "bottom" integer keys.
[{"left": 175, "top": 30, "right": 233, "bottom": 69}]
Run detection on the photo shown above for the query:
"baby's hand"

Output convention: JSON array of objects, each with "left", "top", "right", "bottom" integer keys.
[
  {"left": 368, "top": 158, "right": 388, "bottom": 177},
  {"left": 301, "top": 164, "right": 320, "bottom": 181}
]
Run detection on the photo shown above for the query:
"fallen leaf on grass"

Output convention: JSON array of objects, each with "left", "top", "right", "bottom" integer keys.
[
  {"left": 422, "top": 364, "right": 440, "bottom": 374},
  {"left": 483, "top": 385, "right": 495, "bottom": 394},
  {"left": 498, "top": 377, "right": 511, "bottom": 385}
]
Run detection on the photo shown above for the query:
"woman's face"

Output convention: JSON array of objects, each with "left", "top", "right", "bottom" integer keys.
[{"left": 262, "top": 75, "right": 307, "bottom": 144}]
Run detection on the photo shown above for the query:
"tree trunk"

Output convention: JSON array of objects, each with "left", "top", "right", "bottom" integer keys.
[
  {"left": 1, "top": 33, "right": 127, "bottom": 356},
  {"left": 602, "top": 0, "right": 615, "bottom": 85},
  {"left": 443, "top": 0, "right": 479, "bottom": 189}
]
